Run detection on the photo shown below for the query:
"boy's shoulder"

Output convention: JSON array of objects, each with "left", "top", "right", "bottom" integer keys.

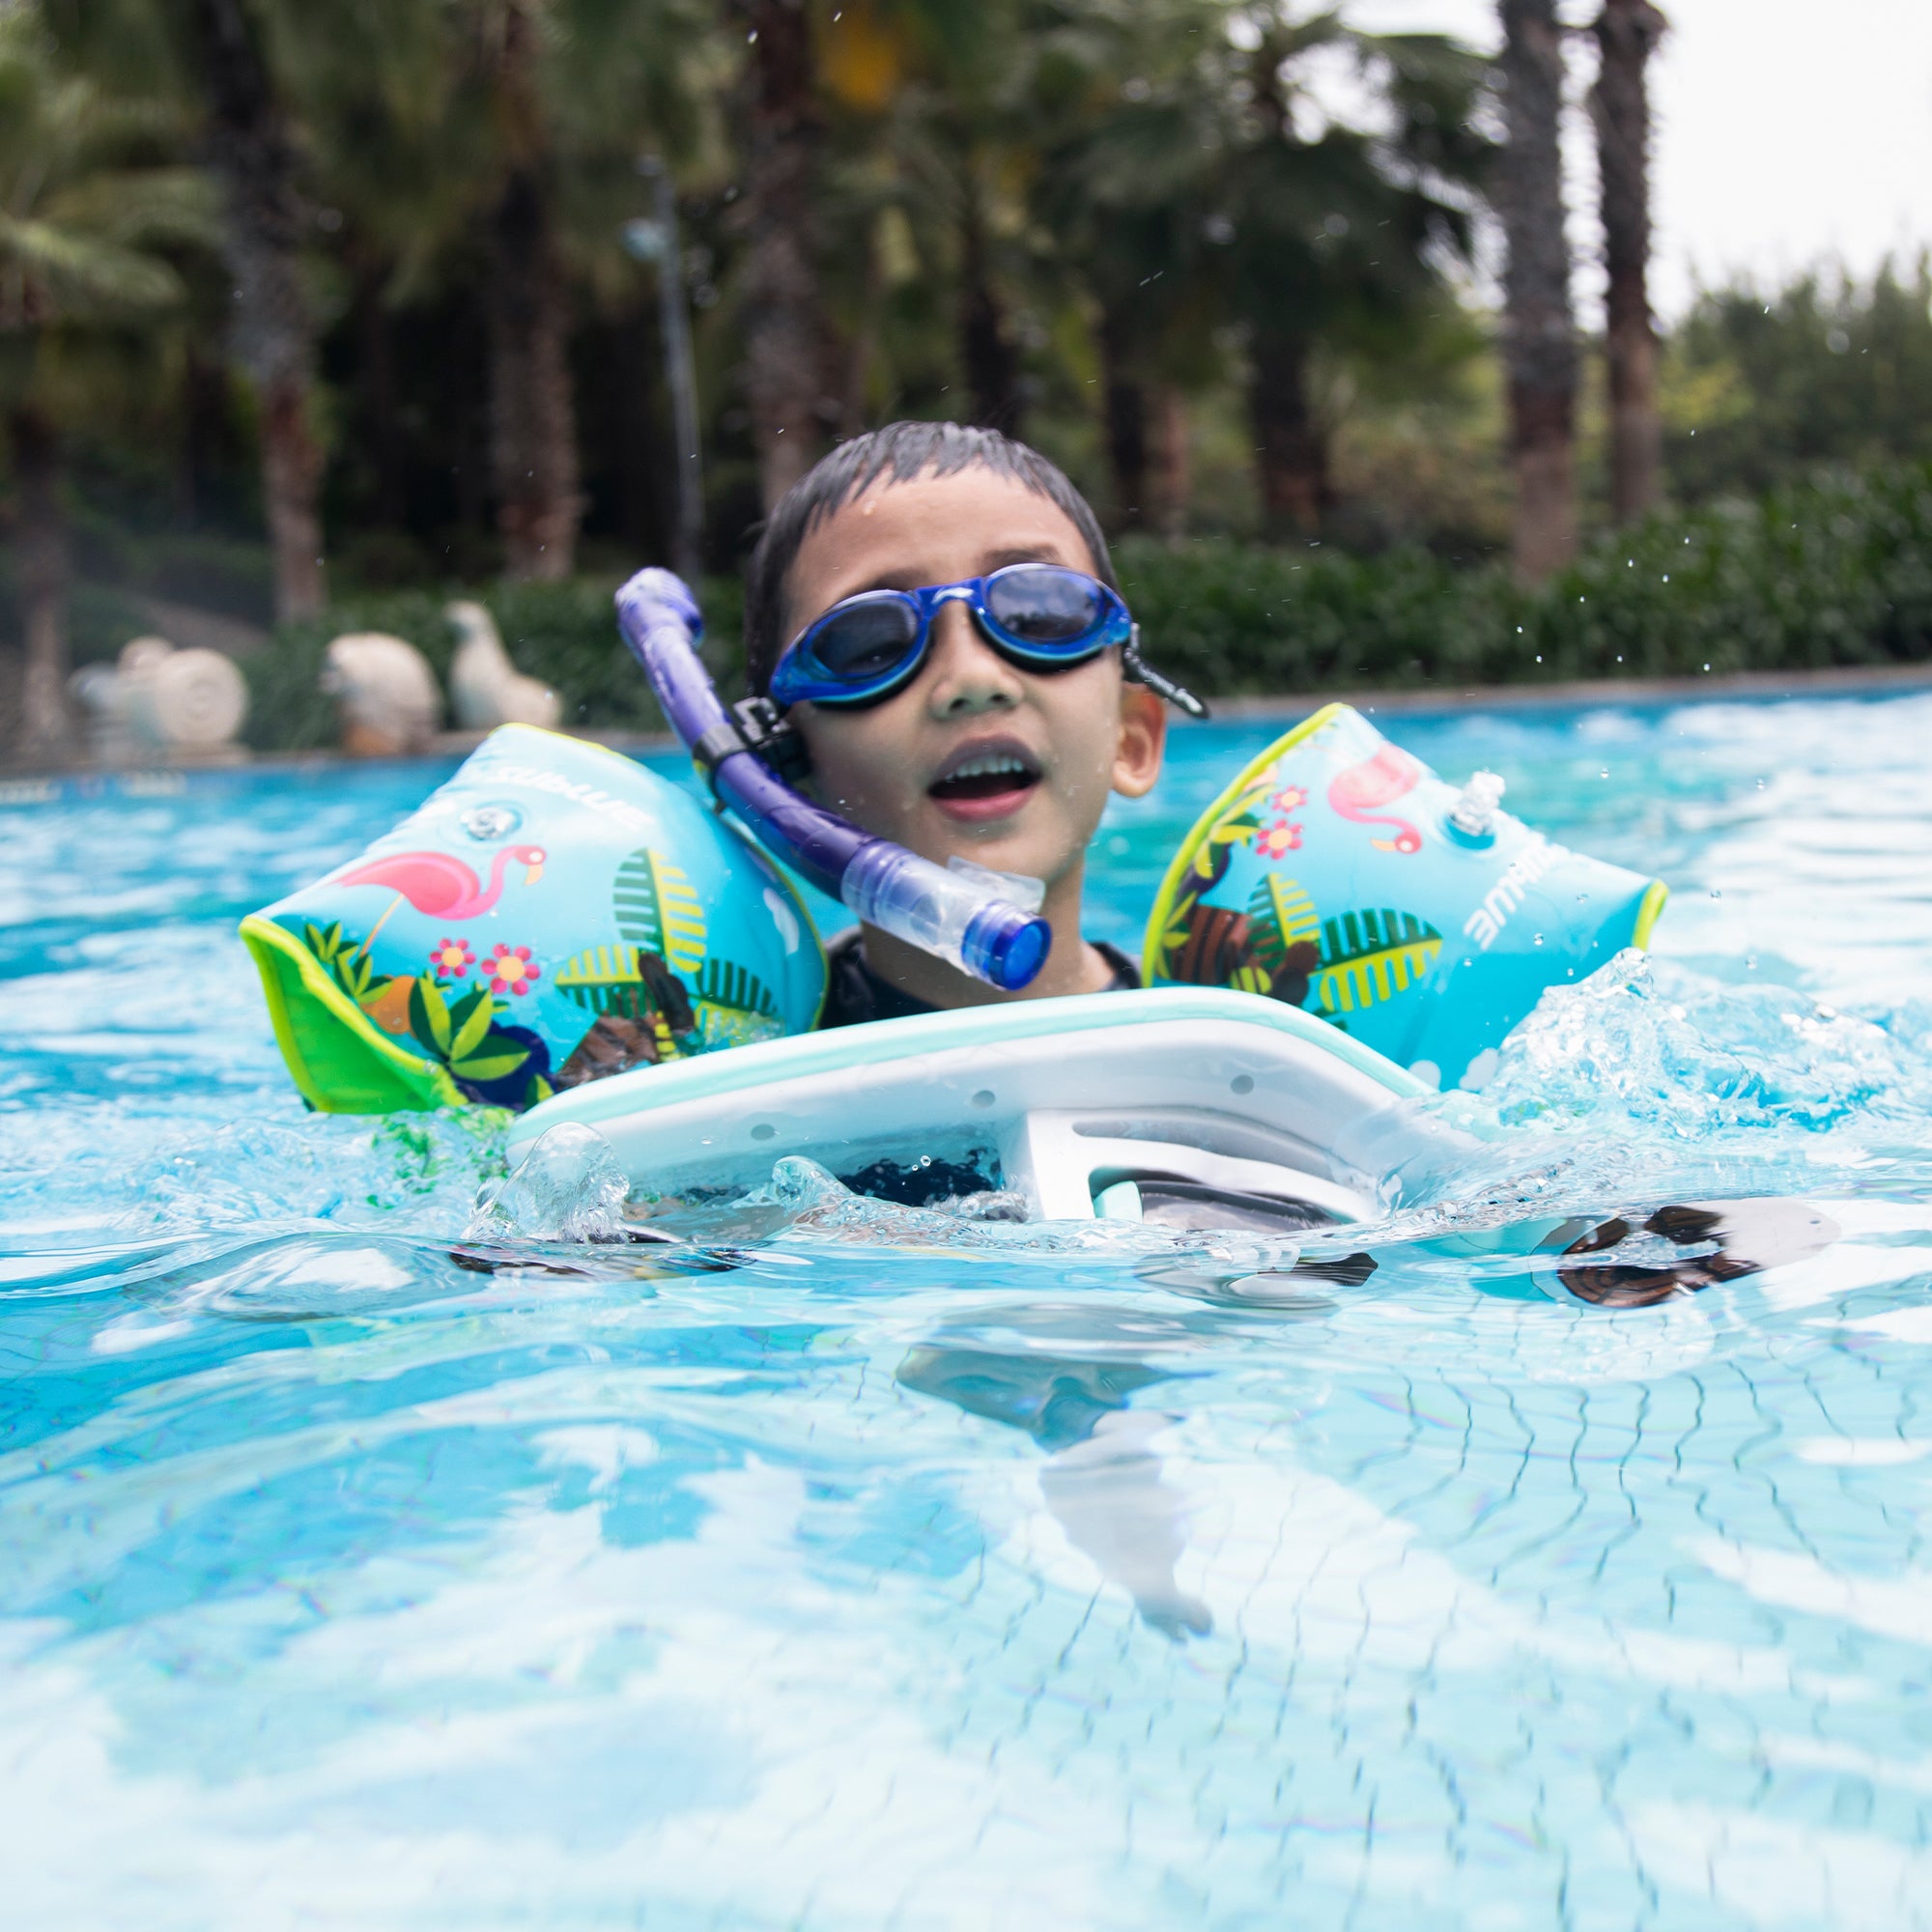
[{"left": 817, "top": 931, "right": 1139, "bottom": 1031}]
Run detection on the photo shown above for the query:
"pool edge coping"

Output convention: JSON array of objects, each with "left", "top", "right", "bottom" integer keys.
[{"left": 7, "top": 659, "right": 1932, "bottom": 788}]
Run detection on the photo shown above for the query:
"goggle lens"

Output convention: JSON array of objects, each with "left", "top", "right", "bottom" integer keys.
[
  {"left": 808, "top": 593, "right": 922, "bottom": 680},
  {"left": 984, "top": 565, "right": 1107, "bottom": 647}
]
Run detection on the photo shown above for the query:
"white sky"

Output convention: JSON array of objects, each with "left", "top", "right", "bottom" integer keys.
[{"left": 1345, "top": 0, "right": 1932, "bottom": 319}]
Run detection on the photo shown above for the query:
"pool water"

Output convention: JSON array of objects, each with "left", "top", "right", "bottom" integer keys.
[{"left": 8, "top": 693, "right": 1932, "bottom": 1929}]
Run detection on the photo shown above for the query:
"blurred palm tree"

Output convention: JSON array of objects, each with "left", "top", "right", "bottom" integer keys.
[
  {"left": 743, "top": 0, "right": 1041, "bottom": 487},
  {"left": 273, "top": 0, "right": 713, "bottom": 579},
  {"left": 179, "top": 0, "right": 327, "bottom": 616},
  {"left": 1030, "top": 0, "right": 1233, "bottom": 529},
  {"left": 1, "top": 3, "right": 216, "bottom": 754},
  {"left": 732, "top": 0, "right": 833, "bottom": 506},
  {"left": 1028, "top": 2, "right": 1489, "bottom": 539},
  {"left": 1222, "top": 5, "right": 1491, "bottom": 535},
  {"left": 1592, "top": 0, "right": 1666, "bottom": 524},
  {"left": 872, "top": 0, "right": 1035, "bottom": 435},
  {"left": 1496, "top": 0, "right": 1576, "bottom": 579},
  {"left": 55, "top": 0, "right": 335, "bottom": 617}
]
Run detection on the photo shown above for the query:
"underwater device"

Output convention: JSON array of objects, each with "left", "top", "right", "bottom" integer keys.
[
  {"left": 508, "top": 993, "right": 1837, "bottom": 1309},
  {"left": 616, "top": 568, "right": 1051, "bottom": 992},
  {"left": 507, "top": 985, "right": 1441, "bottom": 1230}
]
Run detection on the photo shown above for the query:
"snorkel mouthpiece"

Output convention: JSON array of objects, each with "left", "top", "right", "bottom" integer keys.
[
  {"left": 616, "top": 567, "right": 1052, "bottom": 992},
  {"left": 838, "top": 841, "right": 1051, "bottom": 988}
]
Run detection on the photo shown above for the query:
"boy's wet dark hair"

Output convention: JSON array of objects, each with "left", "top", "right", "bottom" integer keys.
[{"left": 742, "top": 420, "right": 1117, "bottom": 698}]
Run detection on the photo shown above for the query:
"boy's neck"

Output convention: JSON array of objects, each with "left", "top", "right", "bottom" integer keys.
[{"left": 854, "top": 859, "right": 1115, "bottom": 1009}]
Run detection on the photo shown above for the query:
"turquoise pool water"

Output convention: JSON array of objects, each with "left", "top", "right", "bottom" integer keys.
[{"left": 7, "top": 692, "right": 1932, "bottom": 1928}]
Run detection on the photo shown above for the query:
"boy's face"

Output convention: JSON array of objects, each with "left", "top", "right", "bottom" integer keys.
[{"left": 780, "top": 469, "right": 1166, "bottom": 890}]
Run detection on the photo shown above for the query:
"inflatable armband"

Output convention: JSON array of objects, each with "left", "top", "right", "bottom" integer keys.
[
  {"left": 1145, "top": 703, "right": 1665, "bottom": 1090},
  {"left": 242, "top": 724, "right": 825, "bottom": 1113}
]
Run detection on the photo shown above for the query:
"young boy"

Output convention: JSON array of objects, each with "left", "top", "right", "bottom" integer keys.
[{"left": 742, "top": 420, "right": 1177, "bottom": 1027}]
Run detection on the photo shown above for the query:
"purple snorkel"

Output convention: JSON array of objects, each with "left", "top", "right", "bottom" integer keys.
[{"left": 616, "top": 568, "right": 1052, "bottom": 992}]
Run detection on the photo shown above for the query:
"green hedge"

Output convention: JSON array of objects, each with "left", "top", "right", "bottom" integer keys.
[
  {"left": 242, "top": 462, "right": 1932, "bottom": 750},
  {"left": 1117, "top": 460, "right": 1932, "bottom": 695}
]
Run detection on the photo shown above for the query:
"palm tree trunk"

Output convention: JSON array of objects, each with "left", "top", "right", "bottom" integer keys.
[
  {"left": 11, "top": 402, "right": 71, "bottom": 759},
  {"left": 739, "top": 0, "right": 831, "bottom": 507},
  {"left": 484, "top": 7, "right": 582, "bottom": 582},
  {"left": 176, "top": 337, "right": 230, "bottom": 529},
  {"left": 353, "top": 261, "right": 407, "bottom": 530},
  {"left": 488, "top": 164, "right": 582, "bottom": 581},
  {"left": 184, "top": 0, "right": 326, "bottom": 620},
  {"left": 1149, "top": 385, "right": 1191, "bottom": 539},
  {"left": 1098, "top": 307, "right": 1147, "bottom": 531},
  {"left": 1592, "top": 0, "right": 1668, "bottom": 525},
  {"left": 1497, "top": 0, "right": 1578, "bottom": 582},
  {"left": 1250, "top": 327, "right": 1330, "bottom": 535},
  {"left": 960, "top": 182, "right": 1023, "bottom": 435},
  {"left": 838, "top": 216, "right": 882, "bottom": 439}
]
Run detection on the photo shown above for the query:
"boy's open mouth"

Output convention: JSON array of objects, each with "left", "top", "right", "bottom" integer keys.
[{"left": 926, "top": 743, "right": 1042, "bottom": 817}]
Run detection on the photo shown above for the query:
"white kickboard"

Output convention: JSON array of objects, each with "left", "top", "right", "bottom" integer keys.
[{"left": 510, "top": 986, "right": 1444, "bottom": 1223}]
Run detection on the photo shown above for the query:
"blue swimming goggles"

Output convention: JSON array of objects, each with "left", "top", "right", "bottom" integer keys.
[{"left": 769, "top": 562, "right": 1208, "bottom": 717}]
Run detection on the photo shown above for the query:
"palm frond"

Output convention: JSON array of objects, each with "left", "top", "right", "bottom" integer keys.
[{"left": 0, "top": 212, "right": 184, "bottom": 320}]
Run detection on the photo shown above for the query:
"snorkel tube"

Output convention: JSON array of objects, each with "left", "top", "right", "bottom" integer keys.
[{"left": 616, "top": 568, "right": 1052, "bottom": 992}]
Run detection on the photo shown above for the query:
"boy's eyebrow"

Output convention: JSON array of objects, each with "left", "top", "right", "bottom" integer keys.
[
  {"left": 828, "top": 543, "right": 1082, "bottom": 607},
  {"left": 850, "top": 546, "right": 1065, "bottom": 593}
]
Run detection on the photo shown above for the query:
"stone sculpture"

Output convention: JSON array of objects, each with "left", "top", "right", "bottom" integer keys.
[
  {"left": 321, "top": 633, "right": 442, "bottom": 756},
  {"left": 69, "top": 637, "right": 249, "bottom": 763},
  {"left": 445, "top": 600, "right": 561, "bottom": 732}
]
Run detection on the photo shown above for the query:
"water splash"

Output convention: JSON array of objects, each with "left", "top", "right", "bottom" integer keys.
[
  {"left": 1465, "top": 949, "right": 1932, "bottom": 1136},
  {"left": 0, "top": 1107, "right": 510, "bottom": 1247},
  {"left": 468, "top": 1122, "right": 630, "bottom": 1243}
]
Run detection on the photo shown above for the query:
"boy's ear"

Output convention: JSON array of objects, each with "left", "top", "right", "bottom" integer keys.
[{"left": 1111, "top": 681, "right": 1167, "bottom": 799}]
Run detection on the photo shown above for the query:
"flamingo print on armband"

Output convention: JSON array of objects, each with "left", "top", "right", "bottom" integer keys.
[
  {"left": 1327, "top": 746, "right": 1424, "bottom": 854},
  {"left": 332, "top": 842, "right": 548, "bottom": 956}
]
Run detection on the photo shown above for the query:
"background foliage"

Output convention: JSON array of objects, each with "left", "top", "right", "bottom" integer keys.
[
  {"left": 226, "top": 457, "right": 1932, "bottom": 751},
  {"left": 4, "top": 0, "right": 1932, "bottom": 752}
]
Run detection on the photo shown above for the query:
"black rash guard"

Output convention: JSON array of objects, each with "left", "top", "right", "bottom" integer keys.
[{"left": 816, "top": 929, "right": 1139, "bottom": 1029}]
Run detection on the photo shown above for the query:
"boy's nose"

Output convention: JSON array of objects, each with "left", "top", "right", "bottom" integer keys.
[{"left": 923, "top": 601, "right": 1023, "bottom": 717}]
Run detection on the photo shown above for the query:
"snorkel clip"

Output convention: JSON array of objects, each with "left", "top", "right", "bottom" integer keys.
[{"left": 691, "top": 696, "right": 810, "bottom": 786}]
